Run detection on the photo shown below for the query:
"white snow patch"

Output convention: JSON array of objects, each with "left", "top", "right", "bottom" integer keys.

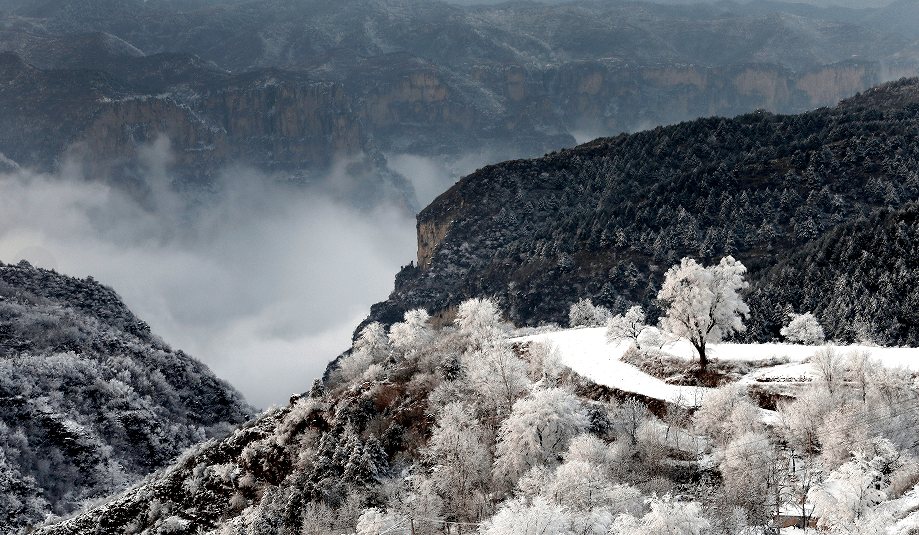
[
  {"left": 514, "top": 327, "right": 919, "bottom": 410},
  {"left": 516, "top": 328, "right": 708, "bottom": 408}
]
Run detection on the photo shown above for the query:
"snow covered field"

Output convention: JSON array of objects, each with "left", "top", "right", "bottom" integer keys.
[{"left": 516, "top": 327, "right": 919, "bottom": 408}]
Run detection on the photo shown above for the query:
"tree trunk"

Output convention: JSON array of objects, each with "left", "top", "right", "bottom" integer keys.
[{"left": 693, "top": 339, "right": 708, "bottom": 372}]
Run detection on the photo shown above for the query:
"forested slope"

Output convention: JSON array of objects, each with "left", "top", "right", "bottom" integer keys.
[
  {"left": 365, "top": 77, "right": 919, "bottom": 346},
  {"left": 0, "top": 260, "right": 254, "bottom": 532},
  {"left": 747, "top": 203, "right": 919, "bottom": 345}
]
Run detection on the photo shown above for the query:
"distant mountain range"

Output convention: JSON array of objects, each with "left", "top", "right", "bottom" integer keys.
[{"left": 3, "top": 0, "right": 919, "bottom": 209}]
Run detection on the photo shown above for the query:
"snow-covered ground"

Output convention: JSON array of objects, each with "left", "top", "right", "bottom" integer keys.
[
  {"left": 516, "top": 327, "right": 919, "bottom": 409},
  {"left": 512, "top": 328, "right": 919, "bottom": 533}
]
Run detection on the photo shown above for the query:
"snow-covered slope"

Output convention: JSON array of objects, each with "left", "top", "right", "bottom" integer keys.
[{"left": 519, "top": 327, "right": 919, "bottom": 408}]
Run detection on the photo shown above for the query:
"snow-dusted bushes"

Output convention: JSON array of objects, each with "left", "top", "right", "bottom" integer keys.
[
  {"left": 609, "top": 495, "right": 710, "bottom": 535},
  {"left": 605, "top": 306, "right": 646, "bottom": 346},
  {"left": 781, "top": 312, "right": 825, "bottom": 345},
  {"left": 494, "top": 388, "right": 589, "bottom": 489},
  {"left": 482, "top": 497, "right": 572, "bottom": 535},
  {"left": 693, "top": 383, "right": 762, "bottom": 449},
  {"left": 569, "top": 299, "right": 611, "bottom": 328},
  {"left": 635, "top": 326, "right": 668, "bottom": 351}
]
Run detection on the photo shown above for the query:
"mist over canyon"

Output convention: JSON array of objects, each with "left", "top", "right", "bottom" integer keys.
[{"left": 0, "top": 145, "right": 419, "bottom": 409}]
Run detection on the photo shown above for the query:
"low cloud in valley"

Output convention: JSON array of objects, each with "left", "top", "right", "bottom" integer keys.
[{"left": 0, "top": 144, "right": 417, "bottom": 409}]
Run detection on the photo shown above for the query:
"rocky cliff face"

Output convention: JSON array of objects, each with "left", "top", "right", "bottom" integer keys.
[{"left": 77, "top": 77, "right": 365, "bottom": 181}]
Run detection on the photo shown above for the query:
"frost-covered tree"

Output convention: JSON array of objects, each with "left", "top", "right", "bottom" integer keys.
[
  {"left": 355, "top": 508, "right": 409, "bottom": 535},
  {"left": 0, "top": 447, "right": 48, "bottom": 532},
  {"left": 388, "top": 308, "right": 431, "bottom": 358},
  {"left": 563, "top": 433, "right": 624, "bottom": 468},
  {"left": 780, "top": 312, "right": 825, "bottom": 345},
  {"left": 605, "top": 306, "right": 646, "bottom": 347},
  {"left": 482, "top": 497, "right": 571, "bottom": 535},
  {"left": 513, "top": 434, "right": 640, "bottom": 525},
  {"left": 569, "top": 298, "right": 611, "bottom": 328},
  {"left": 494, "top": 388, "right": 588, "bottom": 489},
  {"left": 614, "top": 398, "right": 651, "bottom": 446},
  {"left": 300, "top": 501, "right": 336, "bottom": 535},
  {"left": 354, "top": 322, "right": 390, "bottom": 361},
  {"left": 808, "top": 438, "right": 910, "bottom": 531},
  {"left": 657, "top": 256, "right": 749, "bottom": 371},
  {"left": 549, "top": 460, "right": 641, "bottom": 516},
  {"left": 693, "top": 383, "right": 761, "bottom": 448},
  {"left": 337, "top": 352, "right": 373, "bottom": 384},
  {"left": 342, "top": 436, "right": 388, "bottom": 489},
  {"left": 550, "top": 460, "right": 608, "bottom": 511},
  {"left": 402, "top": 477, "right": 444, "bottom": 535},
  {"left": 719, "top": 433, "right": 789, "bottom": 527},
  {"left": 845, "top": 349, "right": 873, "bottom": 403},
  {"left": 636, "top": 327, "right": 668, "bottom": 351},
  {"left": 308, "top": 378, "right": 326, "bottom": 399},
  {"left": 455, "top": 297, "right": 503, "bottom": 349},
  {"left": 777, "top": 385, "right": 836, "bottom": 454},
  {"left": 463, "top": 345, "right": 530, "bottom": 421},
  {"left": 423, "top": 402, "right": 490, "bottom": 521},
  {"left": 520, "top": 341, "right": 565, "bottom": 383},
  {"left": 818, "top": 401, "right": 871, "bottom": 470},
  {"left": 811, "top": 346, "right": 844, "bottom": 397},
  {"left": 515, "top": 465, "right": 553, "bottom": 502},
  {"left": 338, "top": 322, "right": 393, "bottom": 383},
  {"left": 609, "top": 495, "right": 710, "bottom": 535}
]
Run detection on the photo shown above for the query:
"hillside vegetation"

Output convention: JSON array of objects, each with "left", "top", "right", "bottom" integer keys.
[
  {"left": 0, "top": 260, "right": 254, "bottom": 532},
  {"left": 30, "top": 296, "right": 919, "bottom": 534},
  {"left": 366, "top": 78, "right": 919, "bottom": 347},
  {"left": 748, "top": 203, "right": 919, "bottom": 344}
]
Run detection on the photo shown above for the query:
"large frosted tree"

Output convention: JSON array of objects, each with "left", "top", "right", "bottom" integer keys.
[
  {"left": 455, "top": 297, "right": 504, "bottom": 350},
  {"left": 657, "top": 256, "right": 749, "bottom": 371},
  {"left": 424, "top": 402, "right": 490, "bottom": 522},
  {"left": 493, "top": 387, "right": 588, "bottom": 489}
]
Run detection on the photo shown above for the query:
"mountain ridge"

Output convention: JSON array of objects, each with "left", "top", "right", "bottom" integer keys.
[
  {"left": 3, "top": 0, "right": 919, "bottom": 210},
  {"left": 354, "top": 77, "right": 919, "bottom": 349},
  {"left": 0, "top": 259, "right": 255, "bottom": 532}
]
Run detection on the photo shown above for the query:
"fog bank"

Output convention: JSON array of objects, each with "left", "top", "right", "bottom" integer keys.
[{"left": 0, "top": 153, "right": 417, "bottom": 409}]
